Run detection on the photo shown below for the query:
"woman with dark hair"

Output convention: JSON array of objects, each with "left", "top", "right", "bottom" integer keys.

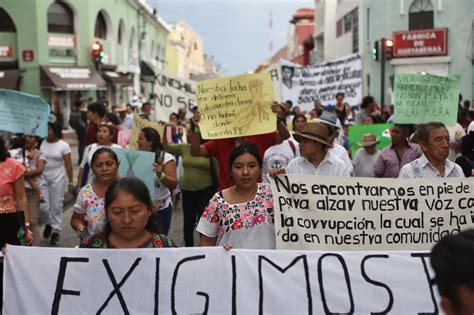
[
  {"left": 80, "top": 177, "right": 175, "bottom": 248},
  {"left": 163, "top": 119, "right": 219, "bottom": 246},
  {"left": 40, "top": 119, "right": 73, "bottom": 245},
  {"left": 137, "top": 127, "right": 177, "bottom": 235},
  {"left": 292, "top": 114, "right": 307, "bottom": 134},
  {"left": 197, "top": 143, "right": 275, "bottom": 249},
  {"left": 75, "top": 122, "right": 121, "bottom": 191},
  {"left": 71, "top": 148, "right": 120, "bottom": 239}
]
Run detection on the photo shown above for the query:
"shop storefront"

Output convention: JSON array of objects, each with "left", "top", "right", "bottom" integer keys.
[
  {"left": 0, "top": 69, "right": 19, "bottom": 90},
  {"left": 140, "top": 60, "right": 156, "bottom": 99},
  {"left": 40, "top": 66, "right": 106, "bottom": 128},
  {"left": 102, "top": 70, "right": 133, "bottom": 107}
]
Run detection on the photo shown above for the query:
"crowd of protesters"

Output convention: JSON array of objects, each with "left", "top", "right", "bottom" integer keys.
[{"left": 1, "top": 93, "right": 474, "bottom": 313}]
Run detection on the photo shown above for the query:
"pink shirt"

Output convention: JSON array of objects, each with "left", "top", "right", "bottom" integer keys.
[
  {"left": 0, "top": 158, "right": 26, "bottom": 214},
  {"left": 373, "top": 142, "right": 419, "bottom": 178}
]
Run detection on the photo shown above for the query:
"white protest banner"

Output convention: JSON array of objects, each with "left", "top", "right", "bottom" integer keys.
[
  {"left": 280, "top": 54, "right": 362, "bottom": 112},
  {"left": 4, "top": 245, "right": 441, "bottom": 314},
  {"left": 154, "top": 70, "right": 196, "bottom": 121},
  {"left": 266, "top": 60, "right": 284, "bottom": 103},
  {"left": 271, "top": 175, "right": 474, "bottom": 251}
]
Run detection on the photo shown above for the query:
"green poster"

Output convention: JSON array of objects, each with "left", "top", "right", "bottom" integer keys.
[
  {"left": 348, "top": 123, "right": 393, "bottom": 154},
  {"left": 394, "top": 73, "right": 460, "bottom": 125},
  {"left": 112, "top": 148, "right": 156, "bottom": 200}
]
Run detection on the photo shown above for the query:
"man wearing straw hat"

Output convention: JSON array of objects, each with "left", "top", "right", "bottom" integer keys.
[
  {"left": 352, "top": 133, "right": 380, "bottom": 177},
  {"left": 270, "top": 122, "right": 350, "bottom": 176}
]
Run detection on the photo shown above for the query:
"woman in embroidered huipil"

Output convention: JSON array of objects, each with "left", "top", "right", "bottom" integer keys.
[
  {"left": 197, "top": 143, "right": 275, "bottom": 249},
  {"left": 80, "top": 177, "right": 175, "bottom": 248}
]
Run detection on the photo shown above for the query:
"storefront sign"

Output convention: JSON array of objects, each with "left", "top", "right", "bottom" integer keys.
[
  {"left": 393, "top": 28, "right": 448, "bottom": 58},
  {"left": 50, "top": 67, "right": 91, "bottom": 79},
  {"left": 49, "top": 48, "right": 75, "bottom": 57},
  {"left": 22, "top": 50, "right": 34, "bottom": 62},
  {"left": 47, "top": 36, "right": 75, "bottom": 47},
  {"left": 0, "top": 45, "right": 12, "bottom": 57}
]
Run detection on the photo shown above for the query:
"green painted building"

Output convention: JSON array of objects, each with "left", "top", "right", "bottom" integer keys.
[{"left": 0, "top": 0, "right": 169, "bottom": 127}]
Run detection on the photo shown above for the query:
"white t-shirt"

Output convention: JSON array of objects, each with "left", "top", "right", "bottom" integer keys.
[
  {"left": 286, "top": 151, "right": 351, "bottom": 176},
  {"left": 40, "top": 140, "right": 71, "bottom": 181},
  {"left": 329, "top": 143, "right": 353, "bottom": 174},
  {"left": 262, "top": 140, "right": 297, "bottom": 183},
  {"left": 446, "top": 123, "right": 465, "bottom": 162},
  {"left": 154, "top": 152, "right": 175, "bottom": 211},
  {"left": 81, "top": 143, "right": 122, "bottom": 168},
  {"left": 352, "top": 149, "right": 380, "bottom": 177}
]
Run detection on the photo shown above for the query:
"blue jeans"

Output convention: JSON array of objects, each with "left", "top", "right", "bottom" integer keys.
[{"left": 156, "top": 205, "right": 172, "bottom": 235}]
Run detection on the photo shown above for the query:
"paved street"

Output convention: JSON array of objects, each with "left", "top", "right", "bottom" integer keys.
[{"left": 38, "top": 131, "right": 194, "bottom": 248}]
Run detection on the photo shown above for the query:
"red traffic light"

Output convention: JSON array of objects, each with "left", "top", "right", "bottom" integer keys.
[
  {"left": 91, "top": 41, "right": 105, "bottom": 64},
  {"left": 385, "top": 38, "right": 394, "bottom": 60},
  {"left": 91, "top": 42, "right": 102, "bottom": 51},
  {"left": 385, "top": 39, "right": 394, "bottom": 47}
]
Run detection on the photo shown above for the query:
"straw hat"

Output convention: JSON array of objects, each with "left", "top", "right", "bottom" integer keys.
[
  {"left": 357, "top": 133, "right": 380, "bottom": 147},
  {"left": 278, "top": 102, "right": 291, "bottom": 114},
  {"left": 116, "top": 102, "right": 127, "bottom": 112},
  {"left": 293, "top": 122, "right": 330, "bottom": 146}
]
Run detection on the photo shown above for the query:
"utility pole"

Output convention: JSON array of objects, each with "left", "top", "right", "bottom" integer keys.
[{"left": 380, "top": 38, "right": 386, "bottom": 113}]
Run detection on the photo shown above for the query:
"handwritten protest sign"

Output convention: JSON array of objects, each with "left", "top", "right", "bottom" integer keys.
[
  {"left": 129, "top": 111, "right": 165, "bottom": 150},
  {"left": 197, "top": 73, "right": 276, "bottom": 139},
  {"left": 348, "top": 123, "right": 393, "bottom": 153},
  {"left": 279, "top": 54, "right": 362, "bottom": 112},
  {"left": 4, "top": 245, "right": 441, "bottom": 314},
  {"left": 271, "top": 175, "right": 474, "bottom": 251},
  {"left": 394, "top": 73, "right": 459, "bottom": 125},
  {"left": 0, "top": 89, "right": 50, "bottom": 137},
  {"left": 112, "top": 148, "right": 155, "bottom": 200},
  {"left": 154, "top": 70, "right": 196, "bottom": 122}
]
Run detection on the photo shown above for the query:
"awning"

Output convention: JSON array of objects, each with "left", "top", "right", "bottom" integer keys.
[
  {"left": 0, "top": 69, "right": 20, "bottom": 90},
  {"left": 102, "top": 71, "right": 133, "bottom": 86},
  {"left": 40, "top": 66, "right": 107, "bottom": 91},
  {"left": 140, "top": 61, "right": 156, "bottom": 82}
]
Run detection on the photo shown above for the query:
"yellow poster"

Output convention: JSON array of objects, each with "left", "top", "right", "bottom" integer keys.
[
  {"left": 197, "top": 73, "right": 276, "bottom": 139},
  {"left": 129, "top": 111, "right": 165, "bottom": 150}
]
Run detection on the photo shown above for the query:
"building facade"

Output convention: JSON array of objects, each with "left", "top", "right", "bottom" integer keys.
[
  {"left": 314, "top": 0, "right": 473, "bottom": 107},
  {"left": 287, "top": 8, "right": 315, "bottom": 66},
  {"left": 0, "top": 0, "right": 168, "bottom": 128},
  {"left": 166, "top": 21, "right": 204, "bottom": 80}
]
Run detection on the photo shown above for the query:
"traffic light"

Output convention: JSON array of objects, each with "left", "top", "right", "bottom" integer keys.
[
  {"left": 385, "top": 39, "right": 394, "bottom": 60},
  {"left": 372, "top": 40, "right": 379, "bottom": 61},
  {"left": 91, "top": 41, "right": 105, "bottom": 64}
]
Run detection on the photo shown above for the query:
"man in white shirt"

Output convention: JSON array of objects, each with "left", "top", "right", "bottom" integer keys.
[
  {"left": 352, "top": 133, "right": 380, "bottom": 177},
  {"left": 316, "top": 111, "right": 353, "bottom": 174},
  {"left": 270, "top": 122, "right": 350, "bottom": 176},
  {"left": 399, "top": 122, "right": 464, "bottom": 178}
]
